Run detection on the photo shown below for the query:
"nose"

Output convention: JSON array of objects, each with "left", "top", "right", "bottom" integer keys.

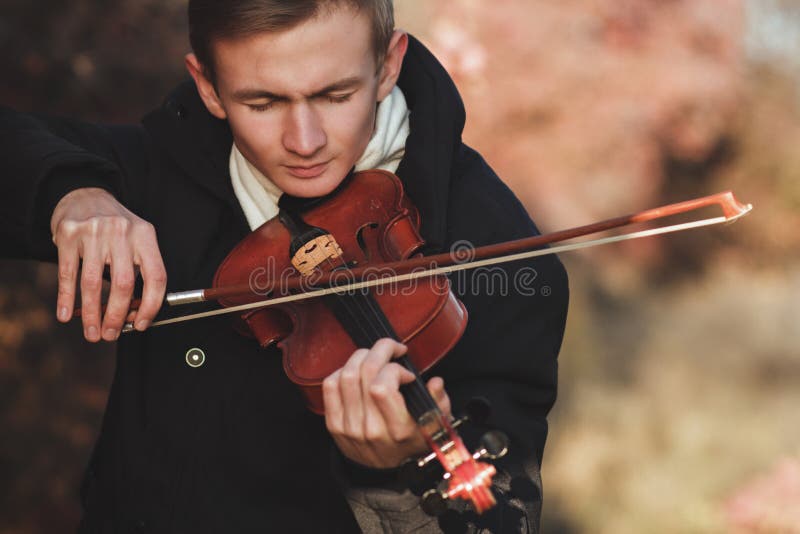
[{"left": 282, "top": 103, "right": 327, "bottom": 158}]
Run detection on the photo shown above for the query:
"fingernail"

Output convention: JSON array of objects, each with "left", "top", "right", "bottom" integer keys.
[
  {"left": 58, "top": 307, "right": 69, "bottom": 321},
  {"left": 87, "top": 326, "right": 98, "bottom": 340},
  {"left": 104, "top": 328, "right": 118, "bottom": 340},
  {"left": 135, "top": 320, "right": 149, "bottom": 331}
]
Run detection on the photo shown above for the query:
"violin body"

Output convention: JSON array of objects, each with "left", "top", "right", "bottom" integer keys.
[{"left": 214, "top": 170, "right": 468, "bottom": 414}]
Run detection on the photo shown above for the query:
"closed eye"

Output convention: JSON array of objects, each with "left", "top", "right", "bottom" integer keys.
[
  {"left": 247, "top": 102, "right": 275, "bottom": 112},
  {"left": 246, "top": 97, "right": 287, "bottom": 112},
  {"left": 322, "top": 92, "right": 354, "bottom": 104},
  {"left": 246, "top": 92, "right": 353, "bottom": 112}
]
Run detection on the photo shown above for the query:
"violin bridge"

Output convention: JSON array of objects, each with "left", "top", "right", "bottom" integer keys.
[{"left": 291, "top": 234, "right": 344, "bottom": 276}]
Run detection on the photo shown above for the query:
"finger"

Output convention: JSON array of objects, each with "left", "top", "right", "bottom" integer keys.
[
  {"left": 359, "top": 339, "right": 408, "bottom": 445},
  {"left": 79, "top": 237, "right": 105, "bottom": 342},
  {"left": 375, "top": 337, "right": 408, "bottom": 362},
  {"left": 56, "top": 240, "right": 80, "bottom": 323},
  {"left": 131, "top": 222, "right": 166, "bottom": 330},
  {"left": 360, "top": 381, "right": 390, "bottom": 452},
  {"left": 323, "top": 369, "right": 345, "bottom": 435},
  {"left": 369, "top": 362, "right": 417, "bottom": 443},
  {"left": 101, "top": 240, "right": 135, "bottom": 340},
  {"left": 325, "top": 367, "right": 383, "bottom": 468},
  {"left": 426, "top": 377, "right": 451, "bottom": 419},
  {"left": 339, "top": 348, "right": 370, "bottom": 439},
  {"left": 360, "top": 338, "right": 407, "bottom": 385}
]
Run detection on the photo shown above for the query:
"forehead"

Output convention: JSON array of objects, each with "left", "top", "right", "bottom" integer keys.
[{"left": 212, "top": 6, "right": 376, "bottom": 96}]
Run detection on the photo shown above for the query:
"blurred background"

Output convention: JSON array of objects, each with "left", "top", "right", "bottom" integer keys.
[{"left": 1, "top": 0, "right": 798, "bottom": 532}]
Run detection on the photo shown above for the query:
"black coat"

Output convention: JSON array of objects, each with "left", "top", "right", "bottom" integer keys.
[{"left": 0, "top": 37, "right": 568, "bottom": 533}]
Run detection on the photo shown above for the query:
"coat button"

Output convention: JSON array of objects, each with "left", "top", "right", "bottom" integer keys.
[{"left": 185, "top": 348, "right": 205, "bottom": 368}]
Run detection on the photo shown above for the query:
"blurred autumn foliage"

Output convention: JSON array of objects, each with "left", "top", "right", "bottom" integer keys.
[{"left": 2, "top": 1, "right": 799, "bottom": 533}]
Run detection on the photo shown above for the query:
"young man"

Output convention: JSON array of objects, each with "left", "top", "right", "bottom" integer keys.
[{"left": 1, "top": 1, "right": 568, "bottom": 532}]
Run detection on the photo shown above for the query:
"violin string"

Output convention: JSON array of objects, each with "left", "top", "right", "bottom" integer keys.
[
  {"left": 324, "top": 255, "right": 393, "bottom": 342},
  {"left": 355, "top": 288, "right": 438, "bottom": 417},
  {"left": 325, "top": 256, "right": 438, "bottom": 417},
  {"left": 337, "top": 288, "right": 381, "bottom": 343},
  {"left": 327, "top": 276, "right": 377, "bottom": 348},
  {"left": 355, "top": 286, "right": 439, "bottom": 414},
  {"left": 325, "top": 256, "right": 374, "bottom": 348}
]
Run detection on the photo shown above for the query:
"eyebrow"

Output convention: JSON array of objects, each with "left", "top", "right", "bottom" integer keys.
[{"left": 232, "top": 76, "right": 364, "bottom": 101}]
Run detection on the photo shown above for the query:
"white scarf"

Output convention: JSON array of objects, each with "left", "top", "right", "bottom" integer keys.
[{"left": 230, "top": 85, "right": 410, "bottom": 230}]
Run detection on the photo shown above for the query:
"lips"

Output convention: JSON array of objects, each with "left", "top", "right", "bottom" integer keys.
[{"left": 285, "top": 161, "right": 330, "bottom": 178}]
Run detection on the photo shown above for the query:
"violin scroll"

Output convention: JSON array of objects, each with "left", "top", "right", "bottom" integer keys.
[{"left": 401, "top": 397, "right": 510, "bottom": 516}]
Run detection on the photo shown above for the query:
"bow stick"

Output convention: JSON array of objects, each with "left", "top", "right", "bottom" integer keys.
[{"left": 70, "top": 190, "right": 750, "bottom": 332}]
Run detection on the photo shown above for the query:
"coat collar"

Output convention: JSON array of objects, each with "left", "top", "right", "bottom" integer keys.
[
  {"left": 395, "top": 35, "right": 466, "bottom": 251},
  {"left": 141, "top": 35, "right": 466, "bottom": 252}
]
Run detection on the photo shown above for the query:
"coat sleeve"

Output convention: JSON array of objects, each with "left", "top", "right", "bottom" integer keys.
[
  {"left": 332, "top": 145, "right": 569, "bottom": 533},
  {"left": 0, "top": 106, "right": 149, "bottom": 260}
]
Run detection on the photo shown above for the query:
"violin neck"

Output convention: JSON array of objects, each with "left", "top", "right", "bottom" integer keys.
[
  {"left": 323, "top": 290, "right": 442, "bottom": 423},
  {"left": 397, "top": 354, "right": 442, "bottom": 421}
]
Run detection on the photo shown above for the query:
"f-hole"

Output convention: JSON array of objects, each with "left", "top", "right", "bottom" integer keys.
[{"left": 355, "top": 222, "right": 380, "bottom": 263}]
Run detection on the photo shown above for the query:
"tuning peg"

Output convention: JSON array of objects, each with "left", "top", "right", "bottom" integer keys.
[
  {"left": 474, "top": 431, "right": 509, "bottom": 460},
  {"left": 401, "top": 399, "right": 499, "bottom": 486},
  {"left": 421, "top": 488, "right": 449, "bottom": 516}
]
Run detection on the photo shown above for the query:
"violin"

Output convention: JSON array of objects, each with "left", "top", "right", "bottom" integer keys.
[
  {"left": 80, "top": 170, "right": 753, "bottom": 515},
  {"left": 212, "top": 169, "right": 501, "bottom": 514}
]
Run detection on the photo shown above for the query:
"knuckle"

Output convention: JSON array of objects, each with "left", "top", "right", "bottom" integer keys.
[
  {"left": 361, "top": 360, "right": 383, "bottom": 378},
  {"left": 340, "top": 422, "right": 356, "bottom": 440},
  {"left": 375, "top": 337, "right": 396, "bottom": 350},
  {"left": 57, "top": 286, "right": 74, "bottom": 301},
  {"left": 81, "top": 275, "right": 103, "bottom": 292},
  {"left": 55, "top": 219, "right": 78, "bottom": 239},
  {"left": 110, "top": 216, "right": 131, "bottom": 235},
  {"left": 364, "top": 426, "right": 384, "bottom": 443},
  {"left": 135, "top": 219, "right": 156, "bottom": 235},
  {"left": 348, "top": 431, "right": 367, "bottom": 445},
  {"left": 368, "top": 383, "right": 389, "bottom": 401},
  {"left": 136, "top": 221, "right": 161, "bottom": 247},
  {"left": 388, "top": 424, "right": 414, "bottom": 443},
  {"left": 349, "top": 348, "right": 369, "bottom": 362},
  {"left": 58, "top": 265, "right": 74, "bottom": 283},
  {"left": 387, "top": 362, "right": 407, "bottom": 376},
  {"left": 113, "top": 273, "right": 136, "bottom": 292},
  {"left": 88, "top": 217, "right": 102, "bottom": 236},
  {"left": 322, "top": 375, "right": 339, "bottom": 393},
  {"left": 339, "top": 369, "right": 359, "bottom": 386},
  {"left": 149, "top": 269, "right": 168, "bottom": 287}
]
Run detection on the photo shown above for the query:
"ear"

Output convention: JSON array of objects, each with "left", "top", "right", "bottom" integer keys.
[
  {"left": 376, "top": 31, "right": 408, "bottom": 102},
  {"left": 185, "top": 53, "right": 228, "bottom": 120}
]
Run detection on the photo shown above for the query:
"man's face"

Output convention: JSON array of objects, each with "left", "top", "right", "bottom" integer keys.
[{"left": 196, "top": 6, "right": 399, "bottom": 198}]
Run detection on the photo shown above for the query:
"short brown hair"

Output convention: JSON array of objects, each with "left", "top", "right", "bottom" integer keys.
[{"left": 189, "top": 0, "right": 395, "bottom": 82}]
